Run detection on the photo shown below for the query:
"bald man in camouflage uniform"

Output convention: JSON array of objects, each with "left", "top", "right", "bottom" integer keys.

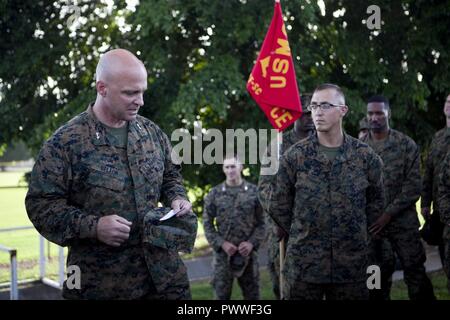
[
  {"left": 438, "top": 151, "right": 450, "bottom": 293},
  {"left": 421, "top": 94, "right": 450, "bottom": 264},
  {"left": 269, "top": 84, "right": 385, "bottom": 300},
  {"left": 363, "top": 95, "right": 435, "bottom": 300},
  {"left": 203, "top": 156, "right": 265, "bottom": 300},
  {"left": 258, "top": 95, "right": 315, "bottom": 299},
  {"left": 26, "top": 49, "right": 195, "bottom": 300}
]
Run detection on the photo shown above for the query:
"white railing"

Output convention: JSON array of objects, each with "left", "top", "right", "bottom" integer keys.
[
  {"left": 0, "top": 244, "right": 18, "bottom": 300},
  {"left": 0, "top": 226, "right": 65, "bottom": 300}
]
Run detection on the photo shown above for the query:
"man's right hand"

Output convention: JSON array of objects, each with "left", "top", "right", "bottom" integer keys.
[
  {"left": 96, "top": 215, "right": 132, "bottom": 247},
  {"left": 369, "top": 213, "right": 391, "bottom": 236},
  {"left": 421, "top": 207, "right": 431, "bottom": 221},
  {"left": 221, "top": 241, "right": 237, "bottom": 256}
]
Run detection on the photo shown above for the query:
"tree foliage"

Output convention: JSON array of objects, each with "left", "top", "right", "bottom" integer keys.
[{"left": 1, "top": 0, "right": 449, "bottom": 212}]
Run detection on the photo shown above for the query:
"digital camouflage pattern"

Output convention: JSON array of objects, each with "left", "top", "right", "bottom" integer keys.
[
  {"left": 143, "top": 207, "right": 197, "bottom": 254},
  {"left": 422, "top": 127, "right": 450, "bottom": 221},
  {"left": 268, "top": 133, "right": 385, "bottom": 299},
  {"left": 439, "top": 151, "right": 450, "bottom": 228},
  {"left": 26, "top": 104, "right": 193, "bottom": 300},
  {"left": 259, "top": 128, "right": 309, "bottom": 211},
  {"left": 421, "top": 127, "right": 448, "bottom": 264},
  {"left": 438, "top": 151, "right": 450, "bottom": 291},
  {"left": 211, "top": 251, "right": 260, "bottom": 300},
  {"left": 258, "top": 128, "right": 307, "bottom": 299},
  {"left": 362, "top": 129, "right": 422, "bottom": 227},
  {"left": 363, "top": 129, "right": 435, "bottom": 300},
  {"left": 203, "top": 181, "right": 265, "bottom": 300}
]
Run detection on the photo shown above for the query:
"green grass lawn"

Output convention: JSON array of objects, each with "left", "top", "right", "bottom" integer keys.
[
  {"left": 391, "top": 270, "right": 449, "bottom": 300},
  {"left": 191, "top": 269, "right": 450, "bottom": 300},
  {"left": 0, "top": 171, "right": 28, "bottom": 188},
  {"left": 0, "top": 172, "right": 37, "bottom": 266},
  {"left": 0, "top": 188, "right": 31, "bottom": 228}
]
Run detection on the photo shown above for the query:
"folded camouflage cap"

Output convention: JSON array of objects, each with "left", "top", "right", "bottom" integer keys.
[
  {"left": 228, "top": 253, "right": 250, "bottom": 277},
  {"left": 143, "top": 207, "right": 198, "bottom": 253}
]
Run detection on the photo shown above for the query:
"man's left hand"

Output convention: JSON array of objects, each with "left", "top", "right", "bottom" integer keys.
[
  {"left": 171, "top": 198, "right": 192, "bottom": 217},
  {"left": 369, "top": 213, "right": 391, "bottom": 236},
  {"left": 238, "top": 241, "right": 254, "bottom": 257}
]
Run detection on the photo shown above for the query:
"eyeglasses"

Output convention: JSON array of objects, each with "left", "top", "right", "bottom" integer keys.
[{"left": 307, "top": 102, "right": 345, "bottom": 112}]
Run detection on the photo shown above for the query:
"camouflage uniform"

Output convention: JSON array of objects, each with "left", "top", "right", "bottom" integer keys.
[
  {"left": 357, "top": 123, "right": 395, "bottom": 300},
  {"left": 203, "top": 181, "right": 265, "bottom": 300},
  {"left": 438, "top": 151, "right": 450, "bottom": 292},
  {"left": 422, "top": 127, "right": 450, "bottom": 260},
  {"left": 268, "top": 133, "right": 385, "bottom": 300},
  {"left": 258, "top": 128, "right": 307, "bottom": 299},
  {"left": 26, "top": 104, "right": 195, "bottom": 300},
  {"left": 367, "top": 235, "right": 396, "bottom": 300},
  {"left": 363, "top": 129, "right": 435, "bottom": 300}
]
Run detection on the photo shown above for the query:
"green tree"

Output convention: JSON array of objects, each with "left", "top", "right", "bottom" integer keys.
[
  {"left": 0, "top": 0, "right": 128, "bottom": 152},
  {"left": 1, "top": 0, "right": 449, "bottom": 213}
]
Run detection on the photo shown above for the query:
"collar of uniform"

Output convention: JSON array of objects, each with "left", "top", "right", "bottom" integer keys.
[
  {"left": 128, "top": 119, "right": 146, "bottom": 142},
  {"left": 366, "top": 129, "right": 398, "bottom": 151},
  {"left": 308, "top": 132, "right": 353, "bottom": 164},
  {"left": 127, "top": 118, "right": 157, "bottom": 153},
  {"left": 221, "top": 180, "right": 249, "bottom": 192},
  {"left": 334, "top": 133, "right": 357, "bottom": 164},
  {"left": 85, "top": 103, "right": 109, "bottom": 146},
  {"left": 367, "top": 128, "right": 396, "bottom": 141},
  {"left": 85, "top": 104, "right": 149, "bottom": 148}
]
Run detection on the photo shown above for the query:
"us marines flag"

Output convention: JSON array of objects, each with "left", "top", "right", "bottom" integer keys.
[{"left": 246, "top": 0, "right": 302, "bottom": 131}]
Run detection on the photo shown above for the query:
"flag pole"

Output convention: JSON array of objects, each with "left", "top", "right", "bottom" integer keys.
[
  {"left": 276, "top": 130, "right": 286, "bottom": 300},
  {"left": 279, "top": 238, "right": 285, "bottom": 299},
  {"left": 273, "top": 0, "right": 284, "bottom": 300}
]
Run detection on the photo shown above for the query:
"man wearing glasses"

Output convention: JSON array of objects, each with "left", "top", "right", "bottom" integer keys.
[
  {"left": 268, "top": 83, "right": 385, "bottom": 300},
  {"left": 258, "top": 94, "right": 315, "bottom": 300}
]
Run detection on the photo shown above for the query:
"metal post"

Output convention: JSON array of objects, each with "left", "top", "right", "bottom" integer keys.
[
  {"left": 39, "top": 235, "right": 46, "bottom": 280},
  {"left": 10, "top": 250, "right": 18, "bottom": 300},
  {"left": 58, "top": 246, "right": 65, "bottom": 288},
  {"left": 0, "top": 244, "right": 19, "bottom": 300}
]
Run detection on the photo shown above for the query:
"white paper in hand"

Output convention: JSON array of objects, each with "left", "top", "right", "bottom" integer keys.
[{"left": 159, "top": 209, "right": 177, "bottom": 221}]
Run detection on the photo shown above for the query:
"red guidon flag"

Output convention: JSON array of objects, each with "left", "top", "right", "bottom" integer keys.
[{"left": 247, "top": 0, "right": 302, "bottom": 131}]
